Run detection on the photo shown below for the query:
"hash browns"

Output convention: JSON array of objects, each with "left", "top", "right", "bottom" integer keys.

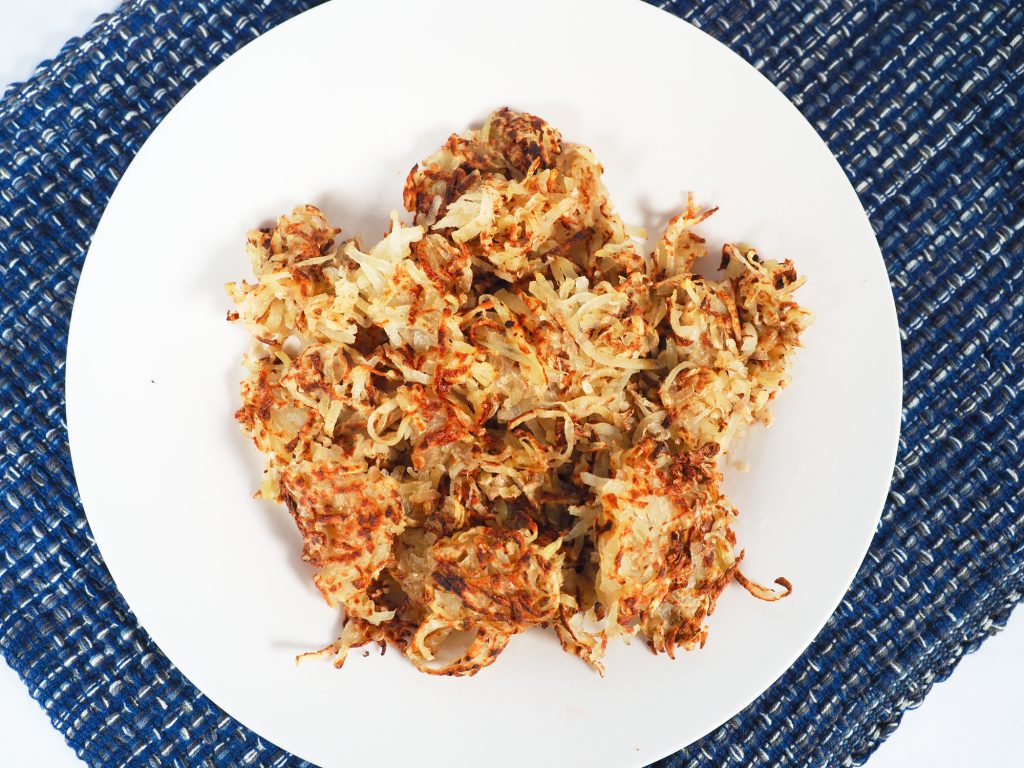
[{"left": 227, "top": 108, "right": 810, "bottom": 676}]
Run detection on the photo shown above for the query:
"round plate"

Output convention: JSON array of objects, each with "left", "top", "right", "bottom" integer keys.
[{"left": 65, "top": 0, "right": 901, "bottom": 765}]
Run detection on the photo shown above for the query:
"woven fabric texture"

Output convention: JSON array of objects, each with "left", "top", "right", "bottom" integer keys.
[{"left": 1, "top": 1, "right": 1021, "bottom": 766}]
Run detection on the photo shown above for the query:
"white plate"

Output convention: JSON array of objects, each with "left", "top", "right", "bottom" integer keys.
[{"left": 65, "top": 1, "right": 901, "bottom": 765}]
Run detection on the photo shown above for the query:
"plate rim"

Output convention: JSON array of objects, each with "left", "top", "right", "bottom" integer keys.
[{"left": 65, "top": 0, "right": 904, "bottom": 764}]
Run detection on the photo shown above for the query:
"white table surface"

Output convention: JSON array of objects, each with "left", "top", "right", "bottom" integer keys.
[{"left": 1, "top": 1, "right": 1021, "bottom": 766}]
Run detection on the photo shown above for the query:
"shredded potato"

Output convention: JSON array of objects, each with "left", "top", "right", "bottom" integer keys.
[{"left": 228, "top": 108, "right": 811, "bottom": 676}]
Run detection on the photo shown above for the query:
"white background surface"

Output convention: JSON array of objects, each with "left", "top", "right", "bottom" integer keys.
[{"left": 0, "top": 2, "right": 1020, "bottom": 767}]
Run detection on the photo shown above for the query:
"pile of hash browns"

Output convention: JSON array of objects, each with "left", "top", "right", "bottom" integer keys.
[{"left": 227, "top": 108, "right": 810, "bottom": 676}]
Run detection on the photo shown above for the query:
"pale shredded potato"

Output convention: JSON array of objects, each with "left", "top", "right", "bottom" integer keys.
[{"left": 227, "top": 108, "right": 810, "bottom": 676}]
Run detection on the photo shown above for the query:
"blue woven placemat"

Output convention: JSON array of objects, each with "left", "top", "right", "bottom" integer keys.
[{"left": 1, "top": 1, "right": 1021, "bottom": 766}]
